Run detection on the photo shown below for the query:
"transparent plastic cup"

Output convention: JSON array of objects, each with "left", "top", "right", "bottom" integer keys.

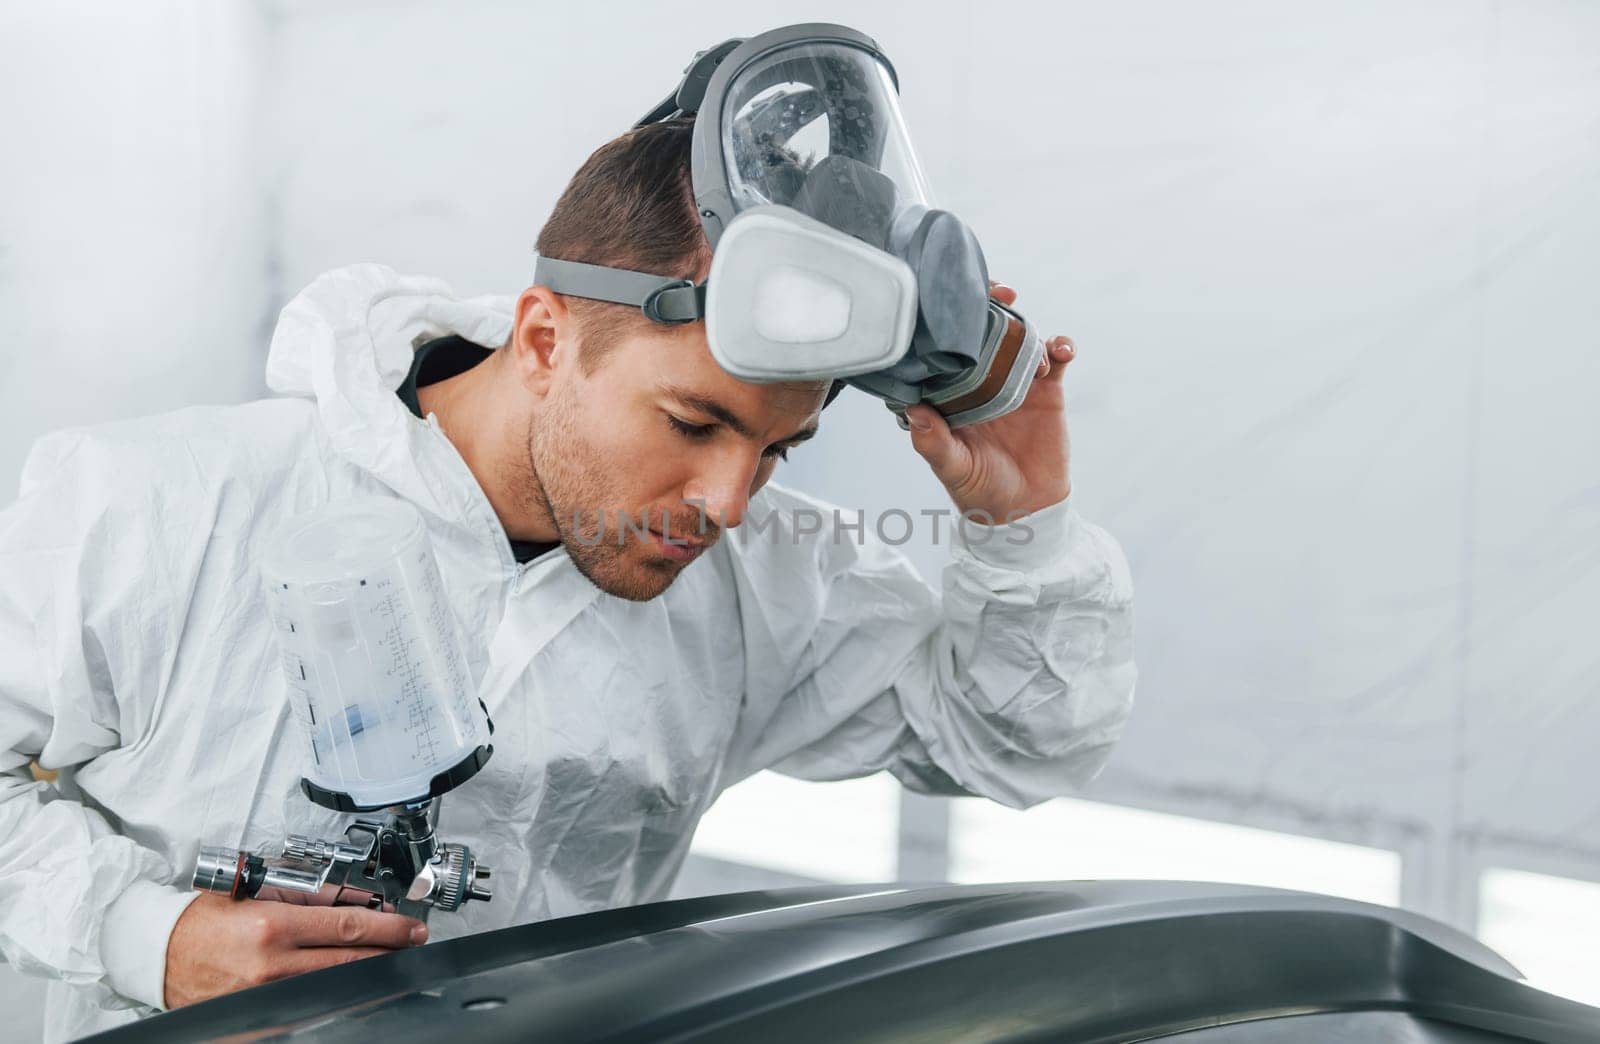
[{"left": 261, "top": 498, "right": 490, "bottom": 810}]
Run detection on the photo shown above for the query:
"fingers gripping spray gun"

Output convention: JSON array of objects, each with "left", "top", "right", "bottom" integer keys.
[{"left": 192, "top": 499, "right": 494, "bottom": 920}]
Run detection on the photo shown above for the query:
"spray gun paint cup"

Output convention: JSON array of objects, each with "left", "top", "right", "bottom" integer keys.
[{"left": 261, "top": 497, "right": 492, "bottom": 812}]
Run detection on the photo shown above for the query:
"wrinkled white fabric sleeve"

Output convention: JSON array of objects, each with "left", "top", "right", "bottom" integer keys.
[
  {"left": 723, "top": 489, "right": 1136, "bottom": 810},
  {"left": 0, "top": 430, "right": 201, "bottom": 1012}
]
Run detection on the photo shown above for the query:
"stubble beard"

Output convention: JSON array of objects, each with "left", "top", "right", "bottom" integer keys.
[{"left": 523, "top": 392, "right": 684, "bottom": 603}]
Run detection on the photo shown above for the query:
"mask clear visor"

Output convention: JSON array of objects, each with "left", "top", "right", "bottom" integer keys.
[{"left": 721, "top": 40, "right": 933, "bottom": 224}]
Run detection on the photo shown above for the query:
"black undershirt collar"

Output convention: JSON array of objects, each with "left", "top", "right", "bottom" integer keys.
[{"left": 398, "top": 336, "right": 560, "bottom": 565}]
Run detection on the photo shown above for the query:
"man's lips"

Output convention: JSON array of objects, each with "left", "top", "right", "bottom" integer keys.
[
  {"left": 646, "top": 525, "right": 710, "bottom": 550},
  {"left": 649, "top": 528, "right": 709, "bottom": 548}
]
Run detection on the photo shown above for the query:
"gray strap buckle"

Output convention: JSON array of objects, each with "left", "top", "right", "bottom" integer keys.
[{"left": 642, "top": 280, "right": 707, "bottom": 325}]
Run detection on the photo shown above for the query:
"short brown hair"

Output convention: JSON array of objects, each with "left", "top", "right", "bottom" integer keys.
[{"left": 536, "top": 118, "right": 711, "bottom": 371}]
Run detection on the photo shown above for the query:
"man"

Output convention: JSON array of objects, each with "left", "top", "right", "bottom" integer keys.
[{"left": 0, "top": 117, "right": 1135, "bottom": 1040}]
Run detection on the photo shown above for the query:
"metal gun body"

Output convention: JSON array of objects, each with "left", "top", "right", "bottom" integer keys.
[{"left": 193, "top": 799, "right": 491, "bottom": 921}]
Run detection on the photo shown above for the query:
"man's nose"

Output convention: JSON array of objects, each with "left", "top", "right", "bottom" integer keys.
[{"left": 685, "top": 452, "right": 760, "bottom": 532}]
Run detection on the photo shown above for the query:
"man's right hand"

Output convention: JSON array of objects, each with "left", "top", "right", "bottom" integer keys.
[{"left": 163, "top": 893, "right": 428, "bottom": 1009}]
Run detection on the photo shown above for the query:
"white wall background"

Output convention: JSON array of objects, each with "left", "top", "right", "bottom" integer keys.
[
  {"left": 0, "top": 1, "right": 271, "bottom": 491},
  {"left": 4, "top": 0, "right": 1599, "bottom": 1035}
]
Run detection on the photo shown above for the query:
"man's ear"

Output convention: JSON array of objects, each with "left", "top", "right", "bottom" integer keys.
[{"left": 508, "top": 285, "right": 571, "bottom": 393}]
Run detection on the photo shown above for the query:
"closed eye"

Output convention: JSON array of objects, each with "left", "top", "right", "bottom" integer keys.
[
  {"left": 668, "top": 415, "right": 793, "bottom": 462},
  {"left": 667, "top": 415, "right": 716, "bottom": 441}
]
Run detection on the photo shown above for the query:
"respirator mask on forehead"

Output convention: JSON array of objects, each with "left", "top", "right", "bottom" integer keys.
[{"left": 534, "top": 23, "right": 1045, "bottom": 428}]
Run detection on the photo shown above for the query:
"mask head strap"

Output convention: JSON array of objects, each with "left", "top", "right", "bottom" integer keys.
[
  {"left": 634, "top": 38, "right": 745, "bottom": 126},
  {"left": 535, "top": 255, "right": 706, "bottom": 325}
]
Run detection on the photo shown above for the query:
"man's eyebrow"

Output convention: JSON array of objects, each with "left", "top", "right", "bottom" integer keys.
[{"left": 666, "top": 388, "right": 819, "bottom": 445}]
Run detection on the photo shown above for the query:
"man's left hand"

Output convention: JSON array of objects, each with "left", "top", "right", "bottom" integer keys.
[{"left": 905, "top": 283, "right": 1076, "bottom": 521}]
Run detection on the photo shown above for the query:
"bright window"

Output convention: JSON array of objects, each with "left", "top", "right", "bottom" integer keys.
[
  {"left": 1478, "top": 867, "right": 1600, "bottom": 1006},
  {"left": 949, "top": 796, "right": 1402, "bottom": 907},
  {"left": 690, "top": 771, "right": 900, "bottom": 883}
]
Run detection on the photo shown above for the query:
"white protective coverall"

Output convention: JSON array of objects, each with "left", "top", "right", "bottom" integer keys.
[{"left": 0, "top": 264, "right": 1136, "bottom": 1041}]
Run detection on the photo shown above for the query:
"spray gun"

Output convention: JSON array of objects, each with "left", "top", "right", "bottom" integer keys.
[
  {"left": 193, "top": 498, "right": 496, "bottom": 921},
  {"left": 193, "top": 798, "right": 490, "bottom": 918}
]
